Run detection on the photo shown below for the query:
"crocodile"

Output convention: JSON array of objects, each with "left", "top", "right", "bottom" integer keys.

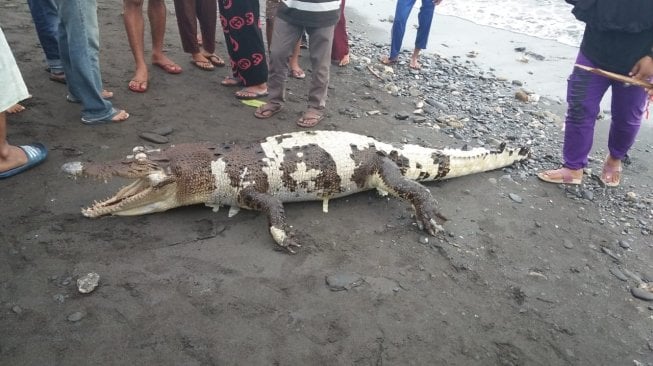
[{"left": 62, "top": 130, "right": 530, "bottom": 253}]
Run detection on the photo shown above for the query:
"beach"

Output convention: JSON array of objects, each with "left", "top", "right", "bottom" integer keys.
[{"left": 1, "top": 1, "right": 653, "bottom": 365}]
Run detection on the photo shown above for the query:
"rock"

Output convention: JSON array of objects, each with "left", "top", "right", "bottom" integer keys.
[
  {"left": 53, "top": 294, "right": 65, "bottom": 303},
  {"left": 77, "top": 272, "right": 100, "bottom": 294},
  {"left": 631, "top": 287, "right": 653, "bottom": 302},
  {"left": 150, "top": 126, "right": 174, "bottom": 136},
  {"left": 394, "top": 111, "right": 410, "bottom": 120},
  {"left": 625, "top": 192, "right": 638, "bottom": 202},
  {"left": 139, "top": 132, "right": 169, "bottom": 144},
  {"left": 609, "top": 268, "right": 628, "bottom": 281},
  {"left": 515, "top": 90, "right": 529, "bottom": 102},
  {"left": 12, "top": 305, "right": 22, "bottom": 314},
  {"left": 67, "top": 311, "right": 85, "bottom": 322},
  {"left": 509, "top": 193, "right": 523, "bottom": 203},
  {"left": 418, "top": 236, "right": 429, "bottom": 244},
  {"left": 618, "top": 240, "right": 631, "bottom": 249},
  {"left": 600, "top": 247, "right": 620, "bottom": 262},
  {"left": 562, "top": 240, "right": 574, "bottom": 249},
  {"left": 511, "top": 80, "right": 523, "bottom": 86},
  {"left": 412, "top": 116, "right": 427, "bottom": 124},
  {"left": 325, "top": 273, "right": 364, "bottom": 291}
]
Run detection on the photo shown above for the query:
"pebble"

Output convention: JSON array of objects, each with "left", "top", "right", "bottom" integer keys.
[
  {"left": 150, "top": 126, "right": 174, "bottom": 136},
  {"left": 418, "top": 236, "right": 429, "bottom": 244},
  {"left": 621, "top": 268, "right": 643, "bottom": 283},
  {"left": 509, "top": 193, "right": 523, "bottom": 203},
  {"left": 562, "top": 240, "right": 574, "bottom": 249},
  {"left": 12, "top": 305, "right": 22, "bottom": 314},
  {"left": 67, "top": 311, "right": 85, "bottom": 322},
  {"left": 325, "top": 273, "right": 364, "bottom": 291},
  {"left": 139, "top": 132, "right": 169, "bottom": 144},
  {"left": 618, "top": 240, "right": 631, "bottom": 249},
  {"left": 53, "top": 294, "right": 65, "bottom": 303},
  {"left": 609, "top": 268, "right": 628, "bottom": 282},
  {"left": 600, "top": 247, "right": 620, "bottom": 262},
  {"left": 77, "top": 272, "right": 100, "bottom": 294},
  {"left": 394, "top": 111, "right": 410, "bottom": 120},
  {"left": 631, "top": 287, "right": 653, "bottom": 302}
]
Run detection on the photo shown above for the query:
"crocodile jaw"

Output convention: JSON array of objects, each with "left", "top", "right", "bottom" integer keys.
[{"left": 81, "top": 177, "right": 179, "bottom": 217}]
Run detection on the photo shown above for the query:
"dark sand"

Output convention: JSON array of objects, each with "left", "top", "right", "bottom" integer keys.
[{"left": 1, "top": 1, "right": 652, "bottom": 365}]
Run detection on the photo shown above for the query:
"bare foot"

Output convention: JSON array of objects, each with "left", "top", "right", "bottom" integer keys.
[
  {"left": 152, "top": 54, "right": 182, "bottom": 74},
  {"left": 601, "top": 155, "right": 622, "bottom": 186},
  {"left": 130, "top": 65, "right": 148, "bottom": 91},
  {"left": 6, "top": 104, "right": 25, "bottom": 114},
  {"left": 338, "top": 53, "right": 350, "bottom": 67},
  {"left": 409, "top": 58, "right": 422, "bottom": 70}
]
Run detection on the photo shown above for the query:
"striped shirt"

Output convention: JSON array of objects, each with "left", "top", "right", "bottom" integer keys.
[{"left": 277, "top": 0, "right": 341, "bottom": 28}]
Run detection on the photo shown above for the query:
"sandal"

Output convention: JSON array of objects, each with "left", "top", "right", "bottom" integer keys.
[
  {"left": 153, "top": 62, "right": 183, "bottom": 74},
  {"left": 191, "top": 60, "right": 215, "bottom": 71},
  {"left": 0, "top": 143, "right": 48, "bottom": 179},
  {"left": 221, "top": 76, "right": 242, "bottom": 87},
  {"left": 235, "top": 89, "right": 268, "bottom": 100},
  {"left": 601, "top": 156, "right": 622, "bottom": 187},
  {"left": 537, "top": 167, "right": 582, "bottom": 185},
  {"left": 204, "top": 54, "right": 225, "bottom": 67},
  {"left": 254, "top": 103, "right": 282, "bottom": 119},
  {"left": 296, "top": 109, "right": 324, "bottom": 128},
  {"left": 49, "top": 71, "right": 66, "bottom": 84},
  {"left": 81, "top": 108, "right": 129, "bottom": 125},
  {"left": 289, "top": 69, "right": 306, "bottom": 79},
  {"left": 128, "top": 79, "right": 148, "bottom": 93}
]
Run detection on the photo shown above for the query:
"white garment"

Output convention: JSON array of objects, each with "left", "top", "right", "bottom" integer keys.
[{"left": 0, "top": 27, "right": 30, "bottom": 112}]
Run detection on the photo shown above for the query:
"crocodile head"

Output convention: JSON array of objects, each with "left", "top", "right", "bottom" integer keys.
[{"left": 61, "top": 145, "right": 214, "bottom": 217}]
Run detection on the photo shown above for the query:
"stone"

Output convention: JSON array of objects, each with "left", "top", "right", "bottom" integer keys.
[
  {"left": 77, "top": 272, "right": 100, "bottom": 294},
  {"left": 325, "top": 273, "right": 364, "bottom": 291},
  {"left": 150, "top": 126, "right": 174, "bottom": 136},
  {"left": 394, "top": 112, "right": 410, "bottom": 120},
  {"left": 67, "top": 311, "right": 85, "bottom": 322},
  {"left": 509, "top": 193, "right": 523, "bottom": 203},
  {"left": 139, "top": 132, "right": 169, "bottom": 144},
  {"left": 631, "top": 287, "right": 653, "bottom": 302}
]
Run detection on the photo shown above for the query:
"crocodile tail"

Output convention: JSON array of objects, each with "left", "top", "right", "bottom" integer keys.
[{"left": 434, "top": 145, "right": 531, "bottom": 180}]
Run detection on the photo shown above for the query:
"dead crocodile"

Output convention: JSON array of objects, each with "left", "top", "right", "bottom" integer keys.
[{"left": 62, "top": 130, "right": 530, "bottom": 253}]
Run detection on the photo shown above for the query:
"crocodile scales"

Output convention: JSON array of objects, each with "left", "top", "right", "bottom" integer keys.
[{"left": 62, "top": 130, "right": 530, "bottom": 253}]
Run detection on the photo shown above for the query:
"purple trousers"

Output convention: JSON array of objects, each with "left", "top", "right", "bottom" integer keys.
[{"left": 563, "top": 51, "right": 648, "bottom": 169}]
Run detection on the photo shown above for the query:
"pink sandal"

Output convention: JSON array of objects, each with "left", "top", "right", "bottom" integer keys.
[{"left": 537, "top": 167, "right": 582, "bottom": 185}]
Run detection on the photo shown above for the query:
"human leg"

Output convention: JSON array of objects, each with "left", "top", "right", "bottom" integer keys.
[
  {"left": 57, "top": 0, "right": 128, "bottom": 123},
  {"left": 289, "top": 41, "right": 305, "bottom": 79},
  {"left": 267, "top": 18, "right": 302, "bottom": 105},
  {"left": 409, "top": 0, "right": 435, "bottom": 69},
  {"left": 148, "top": 0, "right": 181, "bottom": 73},
  {"left": 600, "top": 78, "right": 649, "bottom": 185},
  {"left": 389, "top": 0, "right": 416, "bottom": 60},
  {"left": 27, "top": 0, "right": 63, "bottom": 74},
  {"left": 331, "top": 0, "right": 349, "bottom": 66},
  {"left": 306, "top": 25, "right": 335, "bottom": 110},
  {"left": 173, "top": 0, "right": 200, "bottom": 54},
  {"left": 197, "top": 0, "right": 223, "bottom": 66},
  {"left": 123, "top": 0, "right": 150, "bottom": 90}
]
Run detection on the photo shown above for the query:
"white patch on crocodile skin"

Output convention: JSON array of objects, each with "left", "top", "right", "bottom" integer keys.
[
  {"left": 210, "top": 158, "right": 238, "bottom": 207},
  {"left": 270, "top": 226, "right": 287, "bottom": 245},
  {"left": 439, "top": 146, "right": 526, "bottom": 179},
  {"left": 148, "top": 171, "right": 168, "bottom": 185}
]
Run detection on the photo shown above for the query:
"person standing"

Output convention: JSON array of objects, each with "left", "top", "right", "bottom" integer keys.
[
  {"left": 254, "top": 0, "right": 340, "bottom": 127},
  {"left": 55, "top": 0, "right": 129, "bottom": 124},
  {"left": 0, "top": 27, "right": 48, "bottom": 179},
  {"left": 172, "top": 0, "right": 225, "bottom": 71},
  {"left": 123, "top": 0, "right": 182, "bottom": 93},
  {"left": 331, "top": 0, "right": 349, "bottom": 67},
  {"left": 26, "top": 0, "right": 66, "bottom": 83},
  {"left": 380, "top": 0, "right": 443, "bottom": 70},
  {"left": 218, "top": 0, "right": 268, "bottom": 99},
  {"left": 538, "top": 0, "right": 653, "bottom": 187}
]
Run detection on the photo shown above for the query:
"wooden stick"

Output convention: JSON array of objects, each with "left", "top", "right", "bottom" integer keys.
[
  {"left": 575, "top": 64, "right": 653, "bottom": 89},
  {"left": 367, "top": 65, "right": 382, "bottom": 80}
]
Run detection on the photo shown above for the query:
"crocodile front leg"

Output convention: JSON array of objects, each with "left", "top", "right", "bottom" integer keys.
[
  {"left": 237, "top": 187, "right": 301, "bottom": 253},
  {"left": 365, "top": 157, "right": 447, "bottom": 236}
]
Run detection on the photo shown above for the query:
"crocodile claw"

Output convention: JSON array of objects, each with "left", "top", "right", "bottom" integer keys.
[{"left": 415, "top": 201, "right": 446, "bottom": 236}]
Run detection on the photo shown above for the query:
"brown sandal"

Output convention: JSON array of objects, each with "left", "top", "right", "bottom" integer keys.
[
  {"left": 254, "top": 103, "right": 283, "bottom": 119},
  {"left": 296, "top": 109, "right": 324, "bottom": 128}
]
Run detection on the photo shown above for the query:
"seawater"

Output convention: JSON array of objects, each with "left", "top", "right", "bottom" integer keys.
[{"left": 437, "top": 0, "right": 583, "bottom": 47}]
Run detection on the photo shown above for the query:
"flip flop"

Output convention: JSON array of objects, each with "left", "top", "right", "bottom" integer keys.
[
  {"left": 49, "top": 71, "right": 66, "bottom": 84},
  {"left": 235, "top": 89, "right": 268, "bottom": 100},
  {"left": 221, "top": 76, "right": 242, "bottom": 87},
  {"left": 205, "top": 54, "right": 225, "bottom": 67},
  {"left": 296, "top": 109, "right": 324, "bottom": 128},
  {"left": 380, "top": 56, "right": 398, "bottom": 65},
  {"left": 335, "top": 54, "right": 350, "bottom": 67},
  {"left": 153, "top": 62, "right": 182, "bottom": 74},
  {"left": 0, "top": 143, "right": 48, "bottom": 179},
  {"left": 600, "top": 160, "right": 622, "bottom": 187},
  {"left": 537, "top": 167, "right": 582, "bottom": 185},
  {"left": 128, "top": 80, "right": 148, "bottom": 93},
  {"left": 289, "top": 69, "right": 306, "bottom": 79},
  {"left": 191, "top": 60, "right": 215, "bottom": 71},
  {"left": 409, "top": 61, "right": 422, "bottom": 70},
  {"left": 254, "top": 103, "right": 282, "bottom": 119},
  {"left": 81, "top": 108, "right": 129, "bottom": 125}
]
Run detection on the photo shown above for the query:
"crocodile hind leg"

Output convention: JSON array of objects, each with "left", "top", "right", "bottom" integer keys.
[
  {"left": 363, "top": 156, "right": 447, "bottom": 236},
  {"left": 238, "top": 187, "right": 301, "bottom": 253}
]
